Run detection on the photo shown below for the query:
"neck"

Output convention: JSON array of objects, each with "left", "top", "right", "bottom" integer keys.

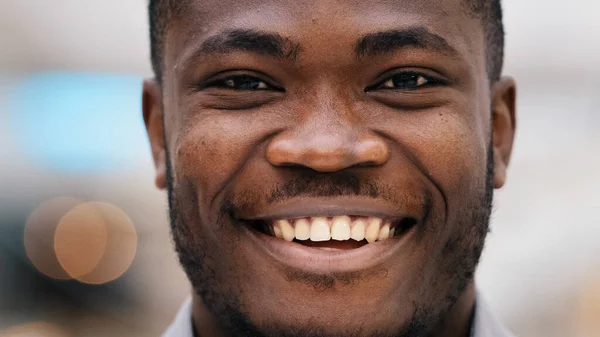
[
  {"left": 191, "top": 293, "right": 226, "bottom": 337},
  {"left": 191, "top": 282, "right": 477, "bottom": 337},
  {"left": 428, "top": 281, "right": 477, "bottom": 337}
]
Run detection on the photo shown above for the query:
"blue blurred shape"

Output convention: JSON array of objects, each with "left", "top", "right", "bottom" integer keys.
[{"left": 10, "top": 72, "right": 148, "bottom": 172}]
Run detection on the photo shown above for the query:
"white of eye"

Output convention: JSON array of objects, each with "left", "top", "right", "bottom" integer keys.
[{"left": 256, "top": 81, "right": 268, "bottom": 89}]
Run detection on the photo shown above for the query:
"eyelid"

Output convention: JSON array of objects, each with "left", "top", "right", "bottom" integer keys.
[
  {"left": 200, "top": 70, "right": 284, "bottom": 92},
  {"left": 366, "top": 68, "right": 448, "bottom": 92}
]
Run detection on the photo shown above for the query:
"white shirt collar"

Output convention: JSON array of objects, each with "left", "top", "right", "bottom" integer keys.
[
  {"left": 163, "top": 295, "right": 515, "bottom": 337},
  {"left": 162, "top": 298, "right": 194, "bottom": 337}
]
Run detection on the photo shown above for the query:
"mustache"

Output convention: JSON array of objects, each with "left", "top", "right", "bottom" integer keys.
[
  {"left": 224, "top": 170, "right": 401, "bottom": 219},
  {"left": 266, "top": 170, "right": 380, "bottom": 203}
]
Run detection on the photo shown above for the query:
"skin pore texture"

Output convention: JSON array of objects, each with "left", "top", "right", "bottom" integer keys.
[{"left": 142, "top": 1, "right": 517, "bottom": 336}]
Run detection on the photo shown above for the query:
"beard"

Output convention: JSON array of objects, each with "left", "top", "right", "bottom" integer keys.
[{"left": 165, "top": 141, "right": 494, "bottom": 337}]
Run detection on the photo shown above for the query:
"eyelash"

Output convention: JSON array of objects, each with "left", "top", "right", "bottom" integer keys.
[
  {"left": 368, "top": 72, "right": 443, "bottom": 91},
  {"left": 204, "top": 75, "right": 282, "bottom": 91},
  {"left": 204, "top": 72, "right": 443, "bottom": 92}
]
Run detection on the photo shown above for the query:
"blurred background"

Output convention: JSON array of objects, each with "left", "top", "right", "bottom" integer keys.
[{"left": 0, "top": 0, "right": 598, "bottom": 336}]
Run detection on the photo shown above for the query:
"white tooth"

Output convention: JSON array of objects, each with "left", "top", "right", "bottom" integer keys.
[
  {"left": 277, "top": 220, "right": 295, "bottom": 242},
  {"left": 388, "top": 226, "right": 396, "bottom": 239},
  {"left": 310, "top": 217, "right": 331, "bottom": 242},
  {"left": 294, "top": 218, "right": 311, "bottom": 240},
  {"left": 365, "top": 217, "right": 382, "bottom": 243},
  {"left": 273, "top": 222, "right": 283, "bottom": 239},
  {"left": 350, "top": 219, "right": 366, "bottom": 241},
  {"left": 378, "top": 222, "right": 391, "bottom": 241},
  {"left": 331, "top": 216, "right": 351, "bottom": 241}
]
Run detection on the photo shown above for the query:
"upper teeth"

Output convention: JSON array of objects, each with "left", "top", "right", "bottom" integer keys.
[{"left": 272, "top": 216, "right": 395, "bottom": 243}]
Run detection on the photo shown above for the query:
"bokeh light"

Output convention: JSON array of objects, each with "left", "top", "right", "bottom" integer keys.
[
  {"left": 73, "top": 202, "right": 138, "bottom": 285},
  {"left": 54, "top": 203, "right": 109, "bottom": 279},
  {"left": 54, "top": 202, "right": 138, "bottom": 284},
  {"left": 23, "top": 197, "right": 82, "bottom": 280}
]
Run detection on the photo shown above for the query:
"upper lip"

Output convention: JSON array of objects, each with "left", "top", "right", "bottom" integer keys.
[{"left": 237, "top": 197, "right": 418, "bottom": 222}]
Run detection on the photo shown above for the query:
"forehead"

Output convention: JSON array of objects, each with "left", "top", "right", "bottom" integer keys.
[
  {"left": 164, "top": 0, "right": 484, "bottom": 78},
  {"left": 173, "top": 0, "right": 472, "bottom": 28}
]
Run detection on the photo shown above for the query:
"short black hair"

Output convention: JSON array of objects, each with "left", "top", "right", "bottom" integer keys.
[{"left": 148, "top": 0, "right": 504, "bottom": 83}]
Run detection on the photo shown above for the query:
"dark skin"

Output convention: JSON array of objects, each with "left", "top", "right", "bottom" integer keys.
[{"left": 143, "top": 0, "right": 516, "bottom": 336}]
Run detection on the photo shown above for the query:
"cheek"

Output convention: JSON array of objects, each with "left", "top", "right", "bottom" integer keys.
[
  {"left": 419, "top": 112, "right": 486, "bottom": 192},
  {"left": 382, "top": 106, "right": 488, "bottom": 214},
  {"left": 172, "top": 112, "right": 274, "bottom": 210}
]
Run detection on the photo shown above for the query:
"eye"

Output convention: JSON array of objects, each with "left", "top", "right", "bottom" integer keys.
[
  {"left": 208, "top": 75, "right": 271, "bottom": 91},
  {"left": 377, "top": 73, "right": 437, "bottom": 90}
]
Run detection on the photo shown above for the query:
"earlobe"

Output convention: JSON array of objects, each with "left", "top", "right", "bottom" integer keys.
[
  {"left": 142, "top": 79, "right": 167, "bottom": 190},
  {"left": 154, "top": 150, "right": 167, "bottom": 189},
  {"left": 491, "top": 76, "right": 517, "bottom": 189}
]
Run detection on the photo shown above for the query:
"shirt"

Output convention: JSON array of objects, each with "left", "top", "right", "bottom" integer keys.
[{"left": 163, "top": 295, "right": 515, "bottom": 337}]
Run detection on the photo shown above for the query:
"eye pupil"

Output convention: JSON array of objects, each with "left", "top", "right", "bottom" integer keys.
[{"left": 392, "top": 74, "right": 421, "bottom": 88}]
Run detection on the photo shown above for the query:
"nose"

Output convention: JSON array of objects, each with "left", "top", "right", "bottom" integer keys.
[{"left": 266, "top": 122, "right": 390, "bottom": 172}]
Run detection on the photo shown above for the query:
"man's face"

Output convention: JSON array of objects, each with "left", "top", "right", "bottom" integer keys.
[{"left": 143, "top": 0, "right": 516, "bottom": 336}]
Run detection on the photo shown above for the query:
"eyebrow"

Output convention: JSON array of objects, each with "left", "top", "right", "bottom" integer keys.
[
  {"left": 355, "top": 27, "right": 458, "bottom": 58},
  {"left": 191, "top": 29, "right": 301, "bottom": 61}
]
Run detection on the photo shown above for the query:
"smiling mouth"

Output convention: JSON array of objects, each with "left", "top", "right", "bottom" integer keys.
[{"left": 245, "top": 216, "right": 417, "bottom": 250}]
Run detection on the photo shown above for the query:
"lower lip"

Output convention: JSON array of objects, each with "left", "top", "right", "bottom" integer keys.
[{"left": 242, "top": 223, "right": 416, "bottom": 274}]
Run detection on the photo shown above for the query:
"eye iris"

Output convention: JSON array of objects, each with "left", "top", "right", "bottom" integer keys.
[
  {"left": 231, "top": 76, "right": 262, "bottom": 90},
  {"left": 392, "top": 74, "right": 421, "bottom": 88}
]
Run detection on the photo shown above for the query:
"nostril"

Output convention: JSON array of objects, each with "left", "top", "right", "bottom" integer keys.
[
  {"left": 266, "top": 129, "right": 390, "bottom": 171},
  {"left": 278, "top": 162, "right": 304, "bottom": 168},
  {"left": 353, "top": 161, "right": 378, "bottom": 168}
]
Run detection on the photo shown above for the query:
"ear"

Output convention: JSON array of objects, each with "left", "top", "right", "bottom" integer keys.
[
  {"left": 491, "top": 77, "right": 517, "bottom": 189},
  {"left": 142, "top": 79, "right": 167, "bottom": 190}
]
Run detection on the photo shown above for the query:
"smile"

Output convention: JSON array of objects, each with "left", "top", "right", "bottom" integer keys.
[
  {"left": 248, "top": 216, "right": 416, "bottom": 250},
  {"left": 239, "top": 199, "right": 419, "bottom": 273}
]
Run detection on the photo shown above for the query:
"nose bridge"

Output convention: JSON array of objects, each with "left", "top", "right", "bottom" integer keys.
[
  {"left": 302, "top": 80, "right": 361, "bottom": 135},
  {"left": 266, "top": 88, "right": 390, "bottom": 172},
  {"left": 303, "top": 87, "right": 355, "bottom": 143}
]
